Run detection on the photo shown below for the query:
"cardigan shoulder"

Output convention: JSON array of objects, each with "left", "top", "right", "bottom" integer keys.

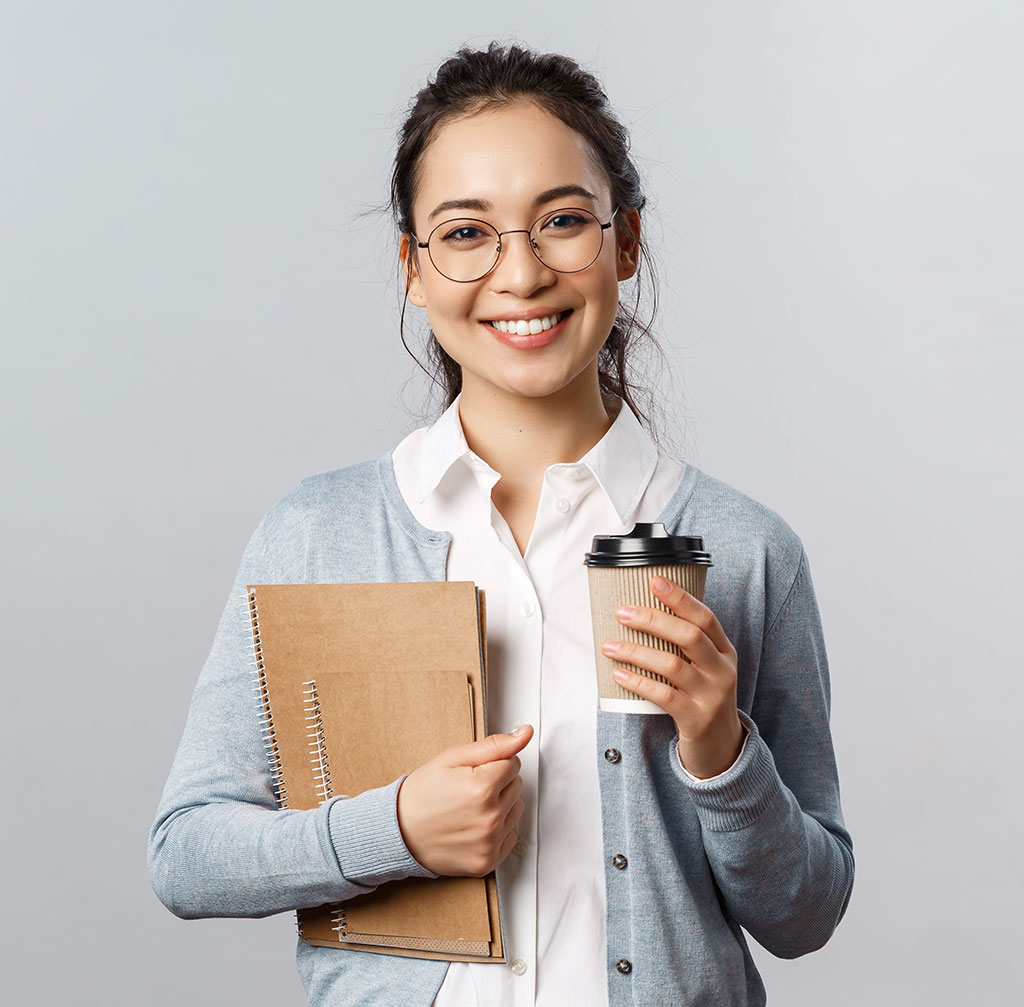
[
  {"left": 252, "top": 452, "right": 449, "bottom": 584},
  {"left": 662, "top": 465, "right": 806, "bottom": 640}
]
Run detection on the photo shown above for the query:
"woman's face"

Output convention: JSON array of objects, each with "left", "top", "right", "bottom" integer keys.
[{"left": 401, "top": 101, "right": 638, "bottom": 405}]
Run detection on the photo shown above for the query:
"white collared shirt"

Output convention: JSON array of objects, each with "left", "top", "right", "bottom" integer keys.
[{"left": 391, "top": 395, "right": 689, "bottom": 1006}]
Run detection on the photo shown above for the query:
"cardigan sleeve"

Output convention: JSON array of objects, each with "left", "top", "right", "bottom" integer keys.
[
  {"left": 147, "top": 517, "right": 436, "bottom": 920},
  {"left": 666, "top": 546, "right": 855, "bottom": 958}
]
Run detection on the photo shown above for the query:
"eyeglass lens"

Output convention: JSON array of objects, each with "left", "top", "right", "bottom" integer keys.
[{"left": 427, "top": 208, "right": 606, "bottom": 282}]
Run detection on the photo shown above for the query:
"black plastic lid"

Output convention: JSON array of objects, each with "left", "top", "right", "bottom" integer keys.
[{"left": 584, "top": 522, "right": 713, "bottom": 568}]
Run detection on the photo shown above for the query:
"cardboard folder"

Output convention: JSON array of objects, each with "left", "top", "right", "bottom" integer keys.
[{"left": 245, "top": 581, "right": 504, "bottom": 963}]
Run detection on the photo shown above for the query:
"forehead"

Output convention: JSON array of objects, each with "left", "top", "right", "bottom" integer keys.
[{"left": 414, "top": 102, "right": 610, "bottom": 225}]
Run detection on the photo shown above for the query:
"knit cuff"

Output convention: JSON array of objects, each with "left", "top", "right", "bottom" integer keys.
[
  {"left": 668, "top": 710, "right": 782, "bottom": 832},
  {"left": 327, "top": 776, "right": 439, "bottom": 887}
]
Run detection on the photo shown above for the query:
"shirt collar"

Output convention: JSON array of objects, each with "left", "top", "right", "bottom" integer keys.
[
  {"left": 416, "top": 393, "right": 659, "bottom": 524},
  {"left": 416, "top": 394, "right": 483, "bottom": 503}
]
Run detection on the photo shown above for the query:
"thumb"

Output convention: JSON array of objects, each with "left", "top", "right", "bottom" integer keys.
[{"left": 447, "top": 724, "right": 534, "bottom": 768}]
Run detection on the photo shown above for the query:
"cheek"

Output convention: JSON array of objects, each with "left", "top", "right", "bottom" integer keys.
[{"left": 423, "top": 283, "right": 483, "bottom": 333}]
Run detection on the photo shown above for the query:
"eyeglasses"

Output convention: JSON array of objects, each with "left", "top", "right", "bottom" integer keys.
[{"left": 410, "top": 205, "right": 620, "bottom": 283}]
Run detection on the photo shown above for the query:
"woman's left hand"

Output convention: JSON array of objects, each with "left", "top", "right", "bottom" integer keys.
[{"left": 601, "top": 575, "right": 745, "bottom": 780}]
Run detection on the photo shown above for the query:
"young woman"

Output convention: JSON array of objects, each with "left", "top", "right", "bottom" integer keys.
[{"left": 149, "top": 42, "right": 854, "bottom": 1007}]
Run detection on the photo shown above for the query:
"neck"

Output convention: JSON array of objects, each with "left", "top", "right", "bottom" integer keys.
[{"left": 456, "top": 370, "right": 616, "bottom": 486}]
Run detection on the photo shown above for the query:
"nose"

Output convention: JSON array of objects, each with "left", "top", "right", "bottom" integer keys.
[{"left": 490, "top": 229, "right": 556, "bottom": 296}]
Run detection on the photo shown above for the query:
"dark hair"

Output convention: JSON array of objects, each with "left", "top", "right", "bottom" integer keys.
[{"left": 388, "top": 41, "right": 664, "bottom": 429}]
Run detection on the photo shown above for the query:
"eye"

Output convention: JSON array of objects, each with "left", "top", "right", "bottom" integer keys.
[
  {"left": 441, "top": 225, "right": 488, "bottom": 243},
  {"left": 541, "top": 212, "right": 588, "bottom": 232}
]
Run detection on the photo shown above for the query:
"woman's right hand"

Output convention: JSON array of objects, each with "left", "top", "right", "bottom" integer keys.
[{"left": 396, "top": 725, "right": 533, "bottom": 877}]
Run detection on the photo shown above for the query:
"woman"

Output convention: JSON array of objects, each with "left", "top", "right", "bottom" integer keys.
[{"left": 149, "top": 42, "right": 854, "bottom": 1006}]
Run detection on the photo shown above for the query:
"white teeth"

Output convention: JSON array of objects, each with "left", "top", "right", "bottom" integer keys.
[{"left": 488, "top": 311, "right": 564, "bottom": 333}]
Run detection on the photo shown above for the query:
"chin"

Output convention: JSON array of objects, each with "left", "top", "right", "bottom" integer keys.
[{"left": 492, "top": 369, "right": 593, "bottom": 403}]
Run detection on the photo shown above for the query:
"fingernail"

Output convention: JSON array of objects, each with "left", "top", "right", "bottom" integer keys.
[
  {"left": 612, "top": 668, "right": 630, "bottom": 683},
  {"left": 651, "top": 576, "right": 671, "bottom": 594},
  {"left": 616, "top": 606, "right": 636, "bottom": 622},
  {"left": 601, "top": 638, "right": 621, "bottom": 653},
  {"left": 512, "top": 724, "right": 529, "bottom": 736}
]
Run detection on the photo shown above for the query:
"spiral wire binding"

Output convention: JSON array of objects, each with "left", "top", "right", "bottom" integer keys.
[
  {"left": 330, "top": 906, "right": 348, "bottom": 939},
  {"left": 247, "top": 589, "right": 288, "bottom": 809},
  {"left": 302, "top": 680, "right": 333, "bottom": 805}
]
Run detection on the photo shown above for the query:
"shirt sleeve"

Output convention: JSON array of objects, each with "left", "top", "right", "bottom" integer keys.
[
  {"left": 666, "top": 547, "right": 855, "bottom": 958},
  {"left": 147, "top": 517, "right": 436, "bottom": 920}
]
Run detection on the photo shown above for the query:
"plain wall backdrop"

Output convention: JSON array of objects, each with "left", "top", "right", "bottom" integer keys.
[{"left": 2, "top": 2, "right": 1021, "bottom": 1004}]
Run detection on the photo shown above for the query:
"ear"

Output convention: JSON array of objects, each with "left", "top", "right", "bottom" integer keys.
[
  {"left": 615, "top": 207, "right": 641, "bottom": 282},
  {"left": 399, "top": 233, "right": 428, "bottom": 307}
]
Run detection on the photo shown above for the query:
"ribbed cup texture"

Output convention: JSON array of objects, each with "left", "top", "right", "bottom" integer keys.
[{"left": 588, "top": 564, "right": 708, "bottom": 703}]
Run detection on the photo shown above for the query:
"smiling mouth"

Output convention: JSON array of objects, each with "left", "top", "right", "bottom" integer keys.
[{"left": 482, "top": 309, "right": 573, "bottom": 335}]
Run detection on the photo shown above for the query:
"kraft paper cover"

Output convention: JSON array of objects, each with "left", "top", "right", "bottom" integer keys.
[{"left": 246, "top": 581, "right": 504, "bottom": 963}]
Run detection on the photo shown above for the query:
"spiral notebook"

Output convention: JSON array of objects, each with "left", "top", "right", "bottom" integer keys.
[{"left": 246, "top": 580, "right": 505, "bottom": 964}]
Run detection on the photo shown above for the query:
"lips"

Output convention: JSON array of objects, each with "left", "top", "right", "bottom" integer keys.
[
  {"left": 480, "top": 309, "right": 573, "bottom": 349},
  {"left": 484, "top": 309, "right": 572, "bottom": 335}
]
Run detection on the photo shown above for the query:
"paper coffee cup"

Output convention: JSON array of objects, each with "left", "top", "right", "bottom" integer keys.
[{"left": 585, "top": 523, "right": 713, "bottom": 714}]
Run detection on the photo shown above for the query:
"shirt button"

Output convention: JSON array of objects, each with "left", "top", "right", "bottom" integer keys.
[
  {"left": 554, "top": 497, "right": 571, "bottom": 514},
  {"left": 611, "top": 853, "right": 628, "bottom": 870},
  {"left": 604, "top": 748, "right": 621, "bottom": 763},
  {"left": 615, "top": 959, "right": 632, "bottom": 975},
  {"left": 512, "top": 838, "right": 528, "bottom": 857},
  {"left": 510, "top": 957, "right": 528, "bottom": 976},
  {"left": 520, "top": 599, "right": 535, "bottom": 618}
]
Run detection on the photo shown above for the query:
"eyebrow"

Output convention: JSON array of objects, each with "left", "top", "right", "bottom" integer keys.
[{"left": 427, "top": 184, "right": 599, "bottom": 222}]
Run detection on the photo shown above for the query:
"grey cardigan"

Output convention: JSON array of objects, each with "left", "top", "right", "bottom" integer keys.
[{"left": 148, "top": 452, "right": 854, "bottom": 1006}]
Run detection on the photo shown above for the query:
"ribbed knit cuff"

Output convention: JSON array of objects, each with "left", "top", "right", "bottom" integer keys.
[
  {"left": 327, "top": 775, "right": 439, "bottom": 886},
  {"left": 668, "top": 710, "right": 782, "bottom": 832}
]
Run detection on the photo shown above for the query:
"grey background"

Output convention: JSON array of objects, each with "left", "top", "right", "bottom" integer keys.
[{"left": 2, "top": 2, "right": 1021, "bottom": 1004}]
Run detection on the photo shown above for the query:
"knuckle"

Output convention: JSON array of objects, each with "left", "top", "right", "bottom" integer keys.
[
  {"left": 679, "top": 621, "right": 700, "bottom": 645},
  {"left": 654, "top": 681, "right": 677, "bottom": 706}
]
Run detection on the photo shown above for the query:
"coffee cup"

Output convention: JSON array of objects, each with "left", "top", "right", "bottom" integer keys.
[{"left": 585, "top": 523, "right": 713, "bottom": 713}]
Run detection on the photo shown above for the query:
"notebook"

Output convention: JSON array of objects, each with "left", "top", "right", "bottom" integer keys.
[{"left": 245, "top": 580, "right": 505, "bottom": 963}]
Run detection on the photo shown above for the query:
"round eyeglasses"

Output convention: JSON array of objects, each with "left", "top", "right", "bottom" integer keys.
[{"left": 411, "top": 205, "right": 620, "bottom": 283}]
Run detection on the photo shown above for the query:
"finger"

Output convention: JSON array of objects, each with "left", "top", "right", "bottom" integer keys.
[
  {"left": 612, "top": 665, "right": 688, "bottom": 718},
  {"left": 612, "top": 603, "right": 720, "bottom": 668},
  {"left": 446, "top": 725, "right": 533, "bottom": 768},
  {"left": 498, "top": 775, "right": 524, "bottom": 816},
  {"left": 502, "top": 796, "right": 526, "bottom": 832},
  {"left": 498, "top": 827, "right": 520, "bottom": 861},
  {"left": 649, "top": 576, "right": 735, "bottom": 656},
  {"left": 471, "top": 754, "right": 523, "bottom": 793},
  {"left": 601, "top": 637, "right": 702, "bottom": 690}
]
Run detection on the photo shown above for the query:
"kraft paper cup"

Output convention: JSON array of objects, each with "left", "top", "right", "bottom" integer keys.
[{"left": 585, "top": 523, "right": 713, "bottom": 714}]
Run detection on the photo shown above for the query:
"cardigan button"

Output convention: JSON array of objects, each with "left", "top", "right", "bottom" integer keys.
[
  {"left": 604, "top": 748, "right": 621, "bottom": 763},
  {"left": 611, "top": 853, "right": 628, "bottom": 870},
  {"left": 615, "top": 958, "right": 632, "bottom": 975}
]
